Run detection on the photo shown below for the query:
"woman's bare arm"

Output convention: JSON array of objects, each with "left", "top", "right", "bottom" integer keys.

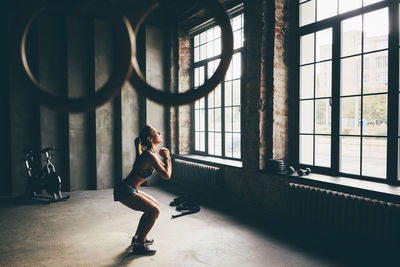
[{"left": 144, "top": 150, "right": 172, "bottom": 180}]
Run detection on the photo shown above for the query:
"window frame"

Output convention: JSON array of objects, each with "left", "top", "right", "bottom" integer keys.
[
  {"left": 190, "top": 8, "right": 244, "bottom": 161},
  {"left": 295, "top": 0, "right": 400, "bottom": 184}
]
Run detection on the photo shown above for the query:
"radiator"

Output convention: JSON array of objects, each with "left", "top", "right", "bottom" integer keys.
[
  {"left": 287, "top": 183, "right": 400, "bottom": 242},
  {"left": 172, "top": 159, "right": 221, "bottom": 187}
]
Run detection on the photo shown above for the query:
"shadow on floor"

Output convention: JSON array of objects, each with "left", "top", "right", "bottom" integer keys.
[
  {"left": 155, "top": 182, "right": 399, "bottom": 267},
  {"left": 106, "top": 246, "right": 152, "bottom": 267}
]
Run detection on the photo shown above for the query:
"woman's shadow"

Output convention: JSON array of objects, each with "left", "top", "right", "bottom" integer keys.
[{"left": 106, "top": 245, "right": 150, "bottom": 267}]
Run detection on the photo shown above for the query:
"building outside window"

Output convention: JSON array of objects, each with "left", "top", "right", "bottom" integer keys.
[
  {"left": 192, "top": 12, "right": 244, "bottom": 160},
  {"left": 298, "top": 0, "right": 398, "bottom": 183}
]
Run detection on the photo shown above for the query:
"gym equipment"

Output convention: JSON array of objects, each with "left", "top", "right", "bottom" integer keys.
[
  {"left": 296, "top": 168, "right": 311, "bottom": 176},
  {"left": 19, "top": 0, "right": 234, "bottom": 111},
  {"left": 24, "top": 147, "right": 70, "bottom": 203},
  {"left": 287, "top": 166, "right": 295, "bottom": 175},
  {"left": 266, "top": 159, "right": 285, "bottom": 174},
  {"left": 170, "top": 193, "right": 200, "bottom": 219},
  {"left": 19, "top": 2, "right": 134, "bottom": 113},
  {"left": 129, "top": 0, "right": 233, "bottom": 105}
]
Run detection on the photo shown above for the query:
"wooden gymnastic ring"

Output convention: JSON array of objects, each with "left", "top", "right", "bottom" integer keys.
[
  {"left": 20, "top": 4, "right": 135, "bottom": 113},
  {"left": 129, "top": 0, "right": 233, "bottom": 106}
]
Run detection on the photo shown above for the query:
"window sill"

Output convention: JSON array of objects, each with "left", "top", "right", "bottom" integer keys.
[
  {"left": 172, "top": 154, "right": 242, "bottom": 169},
  {"left": 285, "top": 172, "right": 400, "bottom": 203}
]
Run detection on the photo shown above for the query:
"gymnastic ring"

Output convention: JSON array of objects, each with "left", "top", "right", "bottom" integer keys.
[
  {"left": 129, "top": 0, "right": 233, "bottom": 106},
  {"left": 20, "top": 5, "right": 135, "bottom": 113}
]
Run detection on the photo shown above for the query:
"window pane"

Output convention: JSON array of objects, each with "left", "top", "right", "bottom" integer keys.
[
  {"left": 225, "top": 133, "right": 233, "bottom": 157},
  {"left": 300, "top": 135, "right": 314, "bottom": 165},
  {"left": 200, "top": 32, "right": 207, "bottom": 44},
  {"left": 214, "top": 27, "right": 221, "bottom": 39},
  {"left": 315, "top": 99, "right": 331, "bottom": 134},
  {"left": 233, "top": 133, "right": 241, "bottom": 159},
  {"left": 234, "top": 30, "right": 242, "bottom": 49},
  {"left": 300, "top": 64, "right": 314, "bottom": 99},
  {"left": 208, "top": 109, "right": 215, "bottom": 131},
  {"left": 196, "top": 66, "right": 204, "bottom": 86},
  {"left": 225, "top": 107, "right": 232, "bottom": 132},
  {"left": 339, "top": 0, "right": 361, "bottom": 14},
  {"left": 341, "top": 56, "right": 361, "bottom": 96},
  {"left": 340, "top": 136, "right": 361, "bottom": 175},
  {"left": 194, "top": 47, "right": 200, "bottom": 62},
  {"left": 232, "top": 80, "right": 241, "bottom": 105},
  {"left": 233, "top": 53, "right": 241, "bottom": 79},
  {"left": 315, "top": 135, "right": 331, "bottom": 167},
  {"left": 215, "top": 84, "right": 221, "bottom": 107},
  {"left": 208, "top": 90, "right": 214, "bottom": 108},
  {"left": 200, "top": 44, "right": 207, "bottom": 60},
  {"left": 363, "top": 94, "right": 387, "bottom": 136},
  {"left": 363, "top": 0, "right": 383, "bottom": 6},
  {"left": 207, "top": 28, "right": 214, "bottom": 42},
  {"left": 317, "top": 0, "right": 337, "bottom": 21},
  {"left": 225, "top": 81, "right": 232, "bottom": 106},
  {"left": 301, "top": 33, "right": 315, "bottom": 65},
  {"left": 195, "top": 132, "right": 200, "bottom": 150},
  {"left": 199, "top": 97, "right": 205, "bottom": 109},
  {"left": 209, "top": 132, "right": 215, "bottom": 155},
  {"left": 207, "top": 41, "right": 214, "bottom": 58},
  {"left": 214, "top": 38, "right": 221, "bottom": 56},
  {"left": 316, "top": 28, "right": 332, "bottom": 61},
  {"left": 362, "top": 137, "right": 386, "bottom": 178},
  {"left": 364, "top": 8, "right": 388, "bottom": 53},
  {"left": 194, "top": 34, "right": 200, "bottom": 47},
  {"left": 316, "top": 61, "right": 331, "bottom": 97},
  {"left": 195, "top": 110, "right": 199, "bottom": 131},
  {"left": 199, "top": 132, "right": 205, "bottom": 151},
  {"left": 233, "top": 106, "right": 241, "bottom": 132},
  {"left": 215, "top": 108, "right": 221, "bottom": 131},
  {"left": 300, "top": 100, "right": 314, "bottom": 134},
  {"left": 342, "top": 16, "right": 362, "bottom": 57},
  {"left": 208, "top": 61, "right": 214, "bottom": 79},
  {"left": 200, "top": 109, "right": 205, "bottom": 131},
  {"left": 225, "top": 59, "right": 233, "bottom": 80},
  {"left": 215, "top": 133, "right": 222, "bottom": 156},
  {"left": 341, "top": 96, "right": 361, "bottom": 135},
  {"left": 363, "top": 51, "right": 387, "bottom": 94},
  {"left": 232, "top": 15, "right": 242, "bottom": 31},
  {"left": 300, "top": 0, "right": 315, "bottom": 27}
]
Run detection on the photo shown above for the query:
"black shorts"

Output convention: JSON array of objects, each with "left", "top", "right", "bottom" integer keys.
[{"left": 113, "top": 179, "right": 138, "bottom": 202}]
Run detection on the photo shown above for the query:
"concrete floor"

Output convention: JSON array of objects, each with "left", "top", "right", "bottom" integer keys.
[{"left": 0, "top": 186, "right": 391, "bottom": 266}]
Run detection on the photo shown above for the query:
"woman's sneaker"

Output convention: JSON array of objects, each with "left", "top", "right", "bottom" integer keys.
[
  {"left": 131, "top": 243, "right": 156, "bottom": 255},
  {"left": 131, "top": 236, "right": 154, "bottom": 246}
]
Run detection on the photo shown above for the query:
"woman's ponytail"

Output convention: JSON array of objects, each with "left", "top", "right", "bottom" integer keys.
[{"left": 135, "top": 124, "right": 153, "bottom": 157}]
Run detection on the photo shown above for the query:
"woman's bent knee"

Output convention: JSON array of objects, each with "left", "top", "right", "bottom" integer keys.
[{"left": 151, "top": 206, "right": 160, "bottom": 218}]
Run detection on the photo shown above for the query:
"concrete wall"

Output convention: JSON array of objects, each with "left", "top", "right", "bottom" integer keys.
[
  {"left": 145, "top": 25, "right": 167, "bottom": 185},
  {"left": 8, "top": 10, "right": 41, "bottom": 196},
  {"left": 145, "top": 25, "right": 166, "bottom": 148},
  {"left": 37, "top": 15, "right": 70, "bottom": 191},
  {"left": 94, "top": 19, "right": 116, "bottom": 190},
  {"left": 67, "top": 17, "right": 94, "bottom": 191}
]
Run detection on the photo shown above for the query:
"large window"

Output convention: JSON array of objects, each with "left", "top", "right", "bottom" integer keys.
[
  {"left": 298, "top": 0, "right": 399, "bottom": 183},
  {"left": 192, "top": 12, "right": 243, "bottom": 159}
]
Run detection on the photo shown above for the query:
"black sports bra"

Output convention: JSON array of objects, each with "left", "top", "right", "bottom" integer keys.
[{"left": 132, "top": 149, "right": 155, "bottom": 179}]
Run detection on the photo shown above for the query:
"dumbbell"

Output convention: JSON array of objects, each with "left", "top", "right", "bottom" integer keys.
[
  {"left": 287, "top": 166, "right": 295, "bottom": 175},
  {"left": 297, "top": 168, "right": 311, "bottom": 176}
]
